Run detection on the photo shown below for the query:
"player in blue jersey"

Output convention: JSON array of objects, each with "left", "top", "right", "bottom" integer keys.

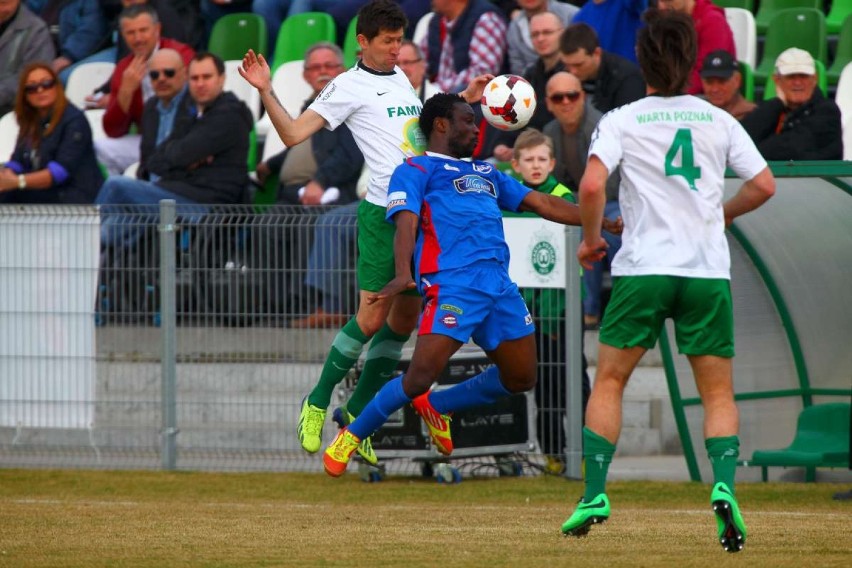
[{"left": 323, "top": 92, "right": 620, "bottom": 476}]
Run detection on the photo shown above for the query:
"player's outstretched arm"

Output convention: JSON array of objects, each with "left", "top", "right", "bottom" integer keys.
[
  {"left": 366, "top": 211, "right": 418, "bottom": 305},
  {"left": 723, "top": 167, "right": 776, "bottom": 226},
  {"left": 519, "top": 190, "right": 581, "bottom": 226},
  {"left": 238, "top": 49, "right": 326, "bottom": 147},
  {"left": 459, "top": 74, "right": 495, "bottom": 105}
]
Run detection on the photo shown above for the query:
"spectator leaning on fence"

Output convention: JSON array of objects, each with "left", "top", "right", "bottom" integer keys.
[
  {"left": 0, "top": 62, "right": 103, "bottom": 203},
  {"left": 96, "top": 52, "right": 253, "bottom": 249},
  {"left": 0, "top": 0, "right": 55, "bottom": 117},
  {"left": 740, "top": 48, "right": 843, "bottom": 161}
]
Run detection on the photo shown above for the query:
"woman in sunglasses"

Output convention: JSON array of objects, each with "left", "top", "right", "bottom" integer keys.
[{"left": 0, "top": 62, "right": 103, "bottom": 203}]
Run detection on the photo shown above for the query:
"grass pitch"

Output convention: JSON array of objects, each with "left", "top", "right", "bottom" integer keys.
[{"left": 0, "top": 469, "right": 850, "bottom": 567}]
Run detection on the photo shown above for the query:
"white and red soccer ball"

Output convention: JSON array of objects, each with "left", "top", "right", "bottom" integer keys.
[{"left": 480, "top": 74, "right": 537, "bottom": 131}]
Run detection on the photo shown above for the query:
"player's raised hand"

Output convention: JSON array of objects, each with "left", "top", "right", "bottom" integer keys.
[
  {"left": 366, "top": 276, "right": 416, "bottom": 305},
  {"left": 239, "top": 49, "right": 272, "bottom": 92},
  {"left": 577, "top": 238, "right": 608, "bottom": 270},
  {"left": 460, "top": 74, "right": 495, "bottom": 104}
]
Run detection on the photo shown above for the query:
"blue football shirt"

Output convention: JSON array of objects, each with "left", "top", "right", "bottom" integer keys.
[{"left": 386, "top": 152, "right": 531, "bottom": 279}]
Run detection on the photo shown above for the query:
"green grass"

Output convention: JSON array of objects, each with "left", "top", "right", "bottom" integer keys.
[{"left": 0, "top": 470, "right": 850, "bottom": 567}]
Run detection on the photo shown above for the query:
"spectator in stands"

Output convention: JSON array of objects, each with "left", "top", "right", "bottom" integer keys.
[
  {"left": 200, "top": 0, "right": 252, "bottom": 46},
  {"left": 95, "top": 3, "right": 195, "bottom": 176},
  {"left": 0, "top": 0, "right": 55, "bottom": 117},
  {"left": 493, "top": 10, "right": 568, "bottom": 162},
  {"left": 0, "top": 62, "right": 102, "bottom": 203},
  {"left": 398, "top": 39, "right": 437, "bottom": 103},
  {"left": 506, "top": 0, "right": 578, "bottom": 75},
  {"left": 136, "top": 48, "right": 190, "bottom": 181},
  {"left": 257, "top": 43, "right": 363, "bottom": 206},
  {"left": 559, "top": 22, "right": 645, "bottom": 114},
  {"left": 26, "top": 0, "right": 109, "bottom": 84},
  {"left": 419, "top": 0, "right": 507, "bottom": 93},
  {"left": 657, "top": 0, "right": 736, "bottom": 95},
  {"left": 571, "top": 0, "right": 646, "bottom": 64},
  {"left": 284, "top": 1, "right": 431, "bottom": 46},
  {"left": 741, "top": 48, "right": 843, "bottom": 161},
  {"left": 96, "top": 52, "right": 254, "bottom": 248},
  {"left": 700, "top": 49, "right": 755, "bottom": 121},
  {"left": 543, "top": 71, "right": 620, "bottom": 330}
]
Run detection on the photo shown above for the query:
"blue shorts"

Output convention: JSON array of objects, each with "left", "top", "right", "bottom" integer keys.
[{"left": 417, "top": 262, "right": 534, "bottom": 352}]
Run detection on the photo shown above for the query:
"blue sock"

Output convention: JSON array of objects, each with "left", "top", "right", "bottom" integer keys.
[
  {"left": 429, "top": 366, "right": 510, "bottom": 414},
  {"left": 348, "top": 376, "right": 411, "bottom": 440}
]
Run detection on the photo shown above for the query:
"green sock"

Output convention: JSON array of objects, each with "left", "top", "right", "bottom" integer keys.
[
  {"left": 346, "top": 323, "right": 410, "bottom": 417},
  {"left": 583, "top": 426, "right": 616, "bottom": 502},
  {"left": 308, "top": 319, "right": 370, "bottom": 408},
  {"left": 706, "top": 435, "right": 740, "bottom": 493}
]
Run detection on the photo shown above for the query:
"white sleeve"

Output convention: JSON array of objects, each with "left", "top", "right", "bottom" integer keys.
[
  {"left": 726, "top": 118, "right": 768, "bottom": 181},
  {"left": 588, "top": 112, "right": 623, "bottom": 175},
  {"left": 307, "top": 76, "right": 360, "bottom": 131}
]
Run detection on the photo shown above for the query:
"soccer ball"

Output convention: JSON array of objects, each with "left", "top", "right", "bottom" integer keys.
[{"left": 480, "top": 74, "right": 537, "bottom": 131}]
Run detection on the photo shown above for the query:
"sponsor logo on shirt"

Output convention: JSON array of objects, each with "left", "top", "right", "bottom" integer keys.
[
  {"left": 387, "top": 105, "right": 421, "bottom": 118},
  {"left": 318, "top": 82, "right": 336, "bottom": 102},
  {"left": 440, "top": 304, "right": 463, "bottom": 314},
  {"left": 453, "top": 175, "right": 496, "bottom": 197},
  {"left": 472, "top": 163, "right": 492, "bottom": 174},
  {"left": 441, "top": 314, "right": 458, "bottom": 328},
  {"left": 387, "top": 190, "right": 407, "bottom": 210}
]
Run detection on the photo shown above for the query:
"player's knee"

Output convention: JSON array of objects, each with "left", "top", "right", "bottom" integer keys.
[{"left": 401, "top": 370, "right": 436, "bottom": 398}]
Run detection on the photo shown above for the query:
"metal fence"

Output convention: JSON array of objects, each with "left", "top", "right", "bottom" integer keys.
[{"left": 0, "top": 202, "right": 584, "bottom": 480}]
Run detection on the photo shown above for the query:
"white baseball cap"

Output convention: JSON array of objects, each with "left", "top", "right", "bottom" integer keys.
[{"left": 774, "top": 48, "right": 816, "bottom": 76}]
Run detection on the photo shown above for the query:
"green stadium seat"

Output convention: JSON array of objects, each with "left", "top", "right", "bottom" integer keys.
[
  {"left": 753, "top": 8, "right": 827, "bottom": 84},
  {"left": 739, "top": 61, "right": 755, "bottom": 101},
  {"left": 343, "top": 16, "right": 360, "bottom": 68},
  {"left": 827, "top": 14, "right": 852, "bottom": 85},
  {"left": 714, "top": 0, "right": 755, "bottom": 10},
  {"left": 208, "top": 13, "right": 267, "bottom": 62},
  {"left": 826, "top": 0, "right": 852, "bottom": 33},
  {"left": 271, "top": 12, "right": 336, "bottom": 73},
  {"left": 748, "top": 403, "right": 850, "bottom": 482},
  {"left": 762, "top": 58, "right": 827, "bottom": 99},
  {"left": 754, "top": 0, "right": 822, "bottom": 35}
]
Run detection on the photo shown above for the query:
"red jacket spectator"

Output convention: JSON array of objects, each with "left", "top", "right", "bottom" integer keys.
[
  {"left": 690, "top": 0, "right": 736, "bottom": 95},
  {"left": 103, "top": 38, "right": 194, "bottom": 137}
]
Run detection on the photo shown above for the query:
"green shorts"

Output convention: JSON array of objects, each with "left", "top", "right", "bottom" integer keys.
[
  {"left": 356, "top": 200, "right": 419, "bottom": 295},
  {"left": 599, "top": 275, "right": 734, "bottom": 358}
]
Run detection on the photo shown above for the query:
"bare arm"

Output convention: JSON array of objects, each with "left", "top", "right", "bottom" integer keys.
[
  {"left": 576, "top": 155, "right": 609, "bottom": 269},
  {"left": 723, "top": 167, "right": 776, "bottom": 226},
  {"left": 366, "top": 211, "right": 419, "bottom": 304},
  {"left": 239, "top": 50, "right": 327, "bottom": 146},
  {"left": 518, "top": 190, "right": 581, "bottom": 226}
]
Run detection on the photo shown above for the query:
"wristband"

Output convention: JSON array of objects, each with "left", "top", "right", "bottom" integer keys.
[{"left": 18, "top": 174, "right": 25, "bottom": 189}]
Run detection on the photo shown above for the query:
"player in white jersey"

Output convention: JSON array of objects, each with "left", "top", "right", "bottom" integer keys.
[
  {"left": 561, "top": 10, "right": 775, "bottom": 553},
  {"left": 239, "top": 0, "right": 492, "bottom": 465}
]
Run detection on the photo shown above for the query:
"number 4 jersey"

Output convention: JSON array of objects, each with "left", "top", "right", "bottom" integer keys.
[{"left": 590, "top": 95, "right": 767, "bottom": 279}]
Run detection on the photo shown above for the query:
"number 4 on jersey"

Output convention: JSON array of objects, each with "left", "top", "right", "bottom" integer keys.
[{"left": 665, "top": 128, "right": 701, "bottom": 191}]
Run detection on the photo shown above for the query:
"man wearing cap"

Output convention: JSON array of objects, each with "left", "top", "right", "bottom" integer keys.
[
  {"left": 700, "top": 50, "right": 755, "bottom": 120},
  {"left": 741, "top": 48, "right": 842, "bottom": 161}
]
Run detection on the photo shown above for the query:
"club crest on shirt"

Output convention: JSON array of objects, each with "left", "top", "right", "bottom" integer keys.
[
  {"left": 453, "top": 174, "right": 496, "bottom": 197},
  {"left": 440, "top": 314, "right": 458, "bottom": 328},
  {"left": 472, "top": 162, "right": 492, "bottom": 174}
]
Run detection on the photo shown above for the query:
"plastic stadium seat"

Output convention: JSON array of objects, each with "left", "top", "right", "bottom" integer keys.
[
  {"left": 754, "top": 0, "right": 822, "bottom": 35},
  {"left": 725, "top": 8, "right": 757, "bottom": 69},
  {"left": 0, "top": 112, "right": 19, "bottom": 162},
  {"left": 714, "top": 0, "right": 754, "bottom": 10},
  {"left": 253, "top": 60, "right": 313, "bottom": 139},
  {"left": 412, "top": 11, "right": 434, "bottom": 46},
  {"left": 208, "top": 13, "right": 267, "bottom": 62},
  {"left": 84, "top": 108, "right": 108, "bottom": 141},
  {"left": 827, "top": 14, "right": 852, "bottom": 85},
  {"left": 224, "top": 60, "right": 261, "bottom": 121},
  {"left": 834, "top": 64, "right": 852, "bottom": 158},
  {"left": 65, "top": 62, "right": 115, "bottom": 109},
  {"left": 343, "top": 16, "right": 360, "bottom": 68},
  {"left": 826, "top": 0, "right": 852, "bottom": 33},
  {"left": 271, "top": 12, "right": 336, "bottom": 73},
  {"left": 762, "top": 58, "right": 827, "bottom": 99},
  {"left": 753, "top": 8, "right": 827, "bottom": 84},
  {"left": 739, "top": 61, "right": 755, "bottom": 101}
]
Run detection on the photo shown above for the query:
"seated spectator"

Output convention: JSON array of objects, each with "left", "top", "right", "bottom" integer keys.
[
  {"left": 0, "top": 62, "right": 102, "bottom": 203},
  {"left": 398, "top": 39, "right": 437, "bottom": 103},
  {"left": 27, "top": 0, "right": 109, "bottom": 84},
  {"left": 96, "top": 52, "right": 254, "bottom": 248},
  {"left": 0, "top": 0, "right": 55, "bottom": 116},
  {"left": 741, "top": 48, "right": 843, "bottom": 161},
  {"left": 95, "top": 3, "right": 195, "bottom": 175},
  {"left": 507, "top": 0, "right": 578, "bottom": 75},
  {"left": 571, "top": 0, "right": 646, "bottom": 64},
  {"left": 700, "top": 50, "right": 755, "bottom": 121},
  {"left": 420, "top": 0, "right": 507, "bottom": 93},
  {"left": 542, "top": 71, "right": 620, "bottom": 329},
  {"left": 559, "top": 22, "right": 645, "bottom": 114},
  {"left": 658, "top": 0, "right": 735, "bottom": 95}
]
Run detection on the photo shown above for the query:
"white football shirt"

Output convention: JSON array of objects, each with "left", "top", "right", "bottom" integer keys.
[
  {"left": 309, "top": 62, "right": 426, "bottom": 206},
  {"left": 589, "top": 95, "right": 767, "bottom": 279}
]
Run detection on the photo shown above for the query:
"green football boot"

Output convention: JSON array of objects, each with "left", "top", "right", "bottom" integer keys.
[
  {"left": 561, "top": 493, "right": 610, "bottom": 537},
  {"left": 711, "top": 482, "right": 747, "bottom": 553},
  {"left": 297, "top": 396, "right": 326, "bottom": 454},
  {"left": 332, "top": 407, "right": 378, "bottom": 465}
]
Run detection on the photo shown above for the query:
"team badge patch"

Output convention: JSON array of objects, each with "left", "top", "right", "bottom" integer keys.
[
  {"left": 472, "top": 163, "right": 492, "bottom": 174},
  {"left": 440, "top": 314, "right": 458, "bottom": 328}
]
